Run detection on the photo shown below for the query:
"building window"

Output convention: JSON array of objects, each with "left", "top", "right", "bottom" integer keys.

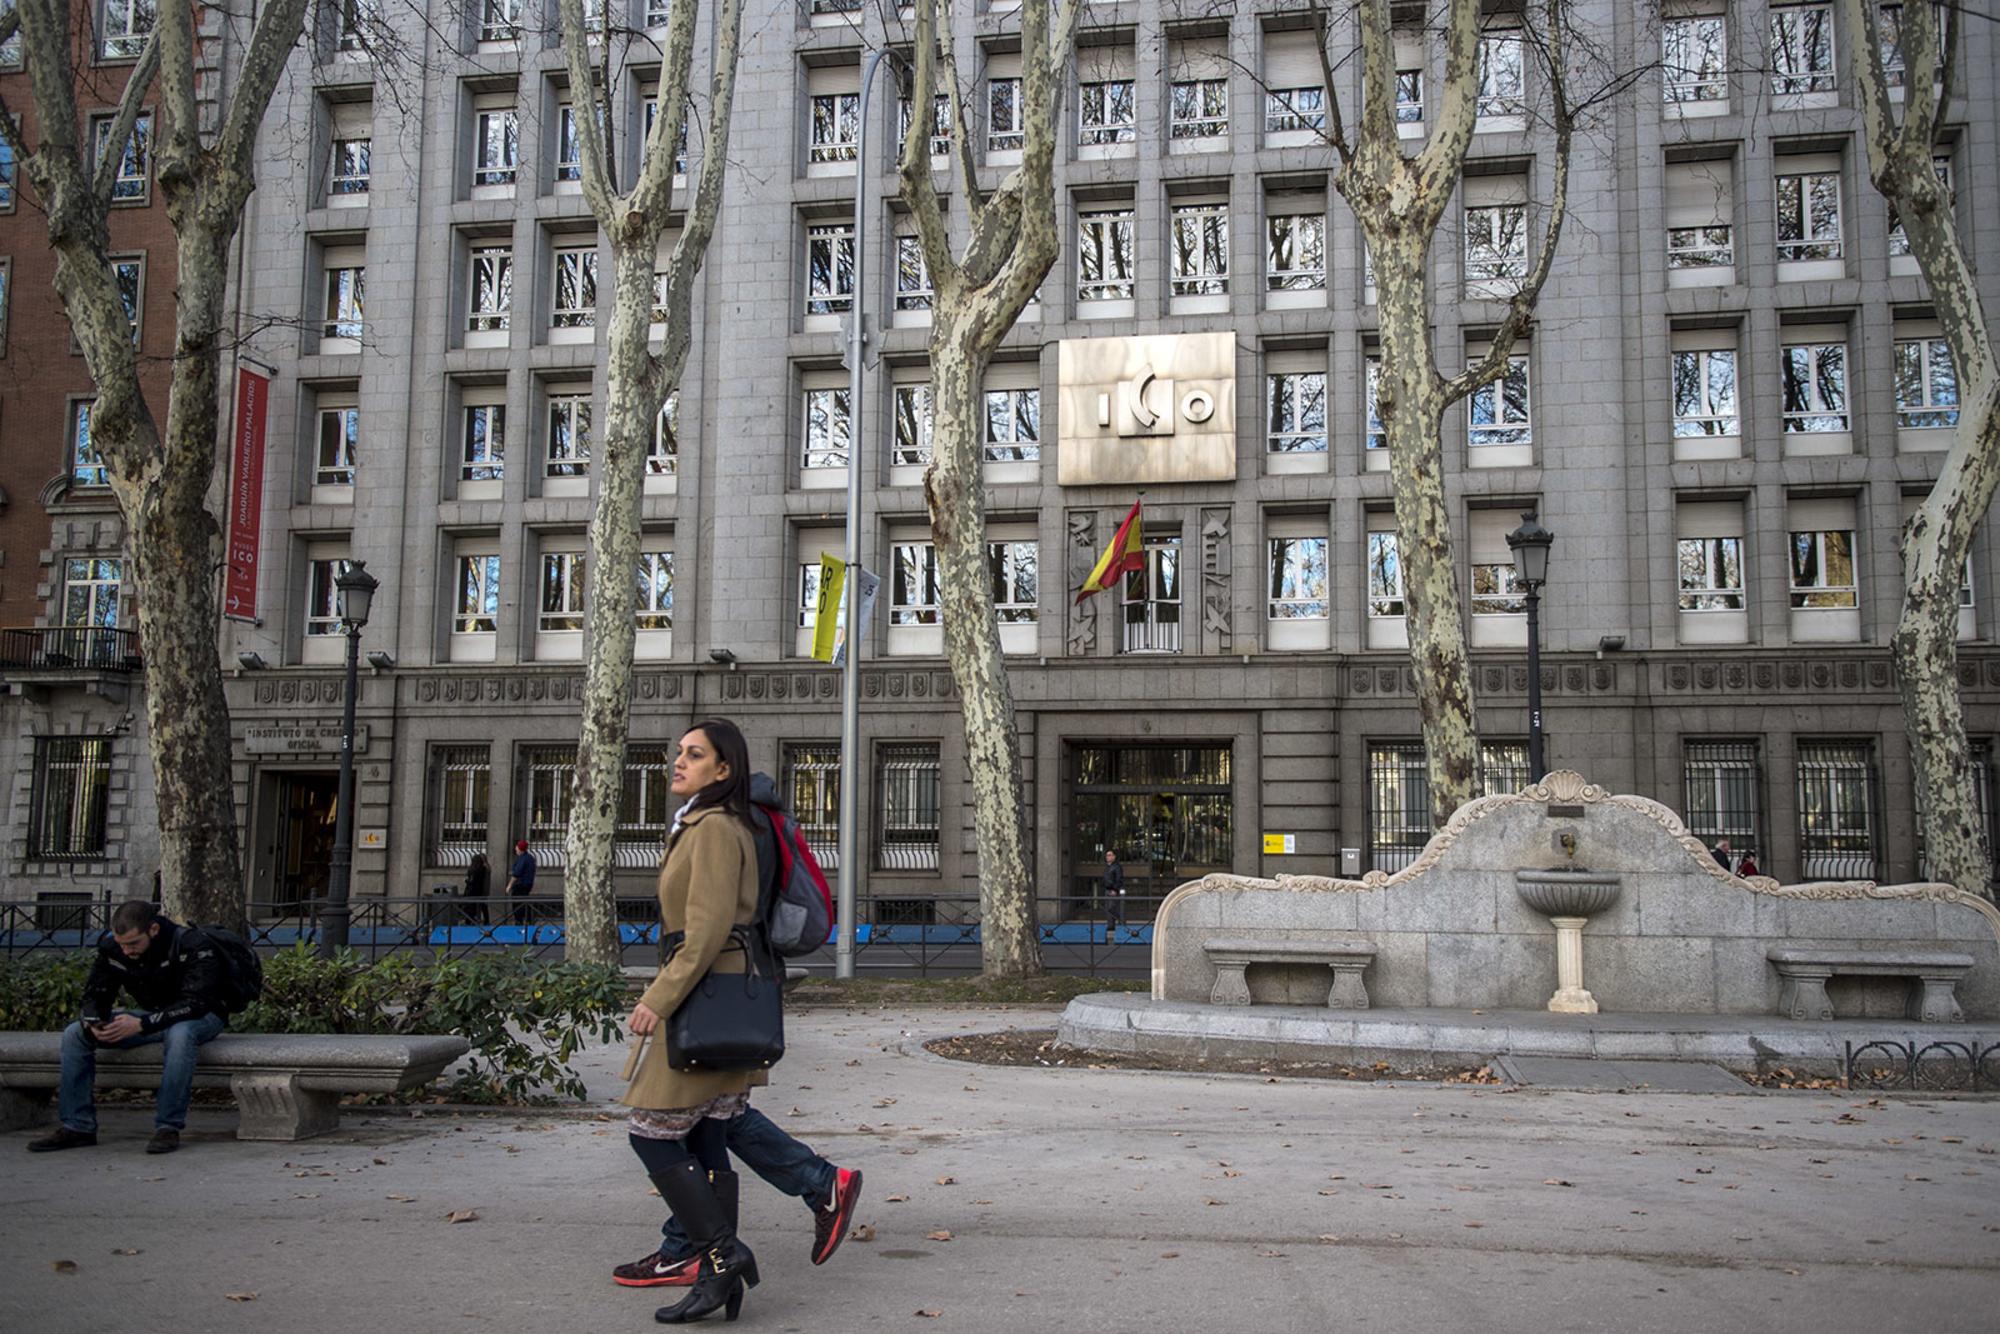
[
  {"left": 546, "top": 392, "right": 591, "bottom": 477},
  {"left": 1775, "top": 169, "right": 1842, "bottom": 262},
  {"left": 1266, "top": 212, "right": 1325, "bottom": 291},
  {"left": 636, "top": 550, "right": 673, "bottom": 629},
  {"left": 552, "top": 245, "right": 597, "bottom": 328},
  {"left": 895, "top": 236, "right": 932, "bottom": 311},
  {"left": 336, "top": 0, "right": 376, "bottom": 53},
  {"left": 524, "top": 745, "right": 578, "bottom": 854},
  {"left": 783, "top": 742, "right": 840, "bottom": 867},
  {"left": 1481, "top": 741, "right": 1530, "bottom": 796},
  {"left": 330, "top": 132, "right": 370, "bottom": 195},
  {"left": 1265, "top": 86, "right": 1325, "bottom": 133},
  {"left": 1078, "top": 79, "right": 1136, "bottom": 146},
  {"left": 1797, "top": 740, "right": 1877, "bottom": 879},
  {"left": 555, "top": 105, "right": 583, "bottom": 182},
  {"left": 1780, "top": 340, "right": 1848, "bottom": 432},
  {"left": 1895, "top": 336, "right": 1958, "bottom": 429},
  {"left": 892, "top": 384, "right": 933, "bottom": 468},
  {"left": 650, "top": 395, "right": 678, "bottom": 475},
  {"left": 1678, "top": 536, "right": 1745, "bottom": 610},
  {"left": 1367, "top": 741, "right": 1429, "bottom": 873},
  {"left": 898, "top": 92, "right": 951, "bottom": 159},
  {"left": 0, "top": 138, "right": 15, "bottom": 209},
  {"left": 1888, "top": 156, "right": 1950, "bottom": 256},
  {"left": 1367, "top": 530, "right": 1404, "bottom": 618},
  {"left": 469, "top": 246, "right": 512, "bottom": 331},
  {"left": 316, "top": 405, "right": 359, "bottom": 486},
  {"left": 984, "top": 387, "right": 1040, "bottom": 462},
  {"left": 1365, "top": 357, "right": 1387, "bottom": 453},
  {"left": 69, "top": 401, "right": 107, "bottom": 487},
  {"left": 1169, "top": 78, "right": 1228, "bottom": 139},
  {"left": 1077, "top": 208, "right": 1135, "bottom": 302},
  {"left": 1266, "top": 371, "right": 1326, "bottom": 454},
  {"left": 1668, "top": 220, "right": 1733, "bottom": 269},
  {"left": 1914, "top": 739, "right": 1994, "bottom": 880},
  {"left": 473, "top": 104, "right": 519, "bottom": 186},
  {"left": 1471, "top": 558, "right": 1527, "bottom": 616},
  {"left": 91, "top": 113, "right": 152, "bottom": 202},
  {"left": 809, "top": 90, "right": 860, "bottom": 164},
  {"left": 305, "top": 556, "right": 352, "bottom": 637},
  {"left": 1672, "top": 347, "right": 1738, "bottom": 437},
  {"left": 988, "top": 76, "right": 1023, "bottom": 152},
  {"left": 112, "top": 256, "right": 141, "bottom": 343},
  {"left": 803, "top": 386, "right": 851, "bottom": 469},
  {"left": 462, "top": 403, "right": 504, "bottom": 481},
  {"left": 805, "top": 222, "right": 855, "bottom": 315},
  {"left": 30, "top": 738, "right": 112, "bottom": 860},
  {"left": 1121, "top": 537, "right": 1181, "bottom": 654},
  {"left": 890, "top": 541, "right": 941, "bottom": 625},
  {"left": 1465, "top": 199, "right": 1528, "bottom": 285},
  {"left": 876, "top": 743, "right": 941, "bottom": 870},
  {"left": 61, "top": 557, "right": 124, "bottom": 629},
  {"left": 986, "top": 540, "right": 1038, "bottom": 623},
  {"left": 431, "top": 745, "right": 490, "bottom": 864},
  {"left": 1770, "top": 3, "right": 1836, "bottom": 96},
  {"left": 1663, "top": 15, "right": 1727, "bottom": 103},
  {"left": 539, "top": 551, "right": 586, "bottom": 631},
  {"left": 1267, "top": 536, "right": 1329, "bottom": 621},
  {"left": 1476, "top": 32, "right": 1526, "bottom": 118},
  {"left": 1790, "top": 528, "right": 1857, "bottom": 608},
  {"left": 99, "top": 0, "right": 153, "bottom": 58},
  {"left": 1169, "top": 202, "right": 1229, "bottom": 296},
  {"left": 797, "top": 559, "right": 824, "bottom": 630},
  {"left": 452, "top": 554, "right": 500, "bottom": 633},
  {"left": 479, "top": 0, "right": 520, "bottom": 42},
  {"left": 1468, "top": 355, "right": 1532, "bottom": 447},
  {"left": 323, "top": 261, "right": 364, "bottom": 339},
  {"left": 0, "top": 2, "right": 20, "bottom": 69},
  {"left": 1396, "top": 68, "right": 1424, "bottom": 122},
  {"left": 1683, "top": 740, "right": 1760, "bottom": 853}
]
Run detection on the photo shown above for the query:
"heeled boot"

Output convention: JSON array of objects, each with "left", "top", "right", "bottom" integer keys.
[
  {"left": 653, "top": 1161, "right": 760, "bottom": 1325},
  {"left": 614, "top": 1167, "right": 735, "bottom": 1287}
]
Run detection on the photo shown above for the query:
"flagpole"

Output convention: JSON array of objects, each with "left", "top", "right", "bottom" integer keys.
[{"left": 836, "top": 50, "right": 889, "bottom": 980}]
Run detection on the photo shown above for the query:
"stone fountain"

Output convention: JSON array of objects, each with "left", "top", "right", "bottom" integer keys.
[{"left": 1514, "top": 831, "right": 1622, "bottom": 1014}]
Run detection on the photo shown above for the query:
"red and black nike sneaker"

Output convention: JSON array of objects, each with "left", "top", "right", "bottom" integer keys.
[
  {"left": 612, "top": 1249, "right": 699, "bottom": 1288},
  {"left": 811, "top": 1167, "right": 864, "bottom": 1266}
]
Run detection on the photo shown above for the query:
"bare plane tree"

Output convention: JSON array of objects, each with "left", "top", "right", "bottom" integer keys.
[
  {"left": 897, "top": 0, "right": 1082, "bottom": 978},
  {"left": 1836, "top": 0, "right": 1995, "bottom": 897},
  {"left": 554, "top": 0, "right": 745, "bottom": 963},
  {"left": 0, "top": 0, "right": 313, "bottom": 932},
  {"left": 1308, "top": 0, "right": 1577, "bottom": 825}
]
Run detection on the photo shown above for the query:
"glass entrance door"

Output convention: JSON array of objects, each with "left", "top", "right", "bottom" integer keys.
[
  {"left": 1067, "top": 744, "right": 1232, "bottom": 921},
  {"left": 274, "top": 772, "right": 340, "bottom": 909}
]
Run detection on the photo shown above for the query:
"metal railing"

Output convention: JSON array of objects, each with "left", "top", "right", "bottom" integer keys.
[
  {"left": 0, "top": 893, "right": 1158, "bottom": 977},
  {"left": 0, "top": 627, "right": 143, "bottom": 672}
]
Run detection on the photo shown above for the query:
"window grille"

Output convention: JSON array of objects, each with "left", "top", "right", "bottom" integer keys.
[
  {"left": 523, "top": 745, "right": 578, "bottom": 866},
  {"left": 431, "top": 745, "right": 490, "bottom": 866},
  {"left": 30, "top": 738, "right": 112, "bottom": 859},
  {"left": 877, "top": 743, "right": 941, "bottom": 870},
  {"left": 617, "top": 745, "right": 674, "bottom": 867},
  {"left": 784, "top": 743, "right": 841, "bottom": 869},
  {"left": 1796, "top": 740, "right": 1877, "bottom": 880},
  {"left": 1682, "top": 740, "right": 1761, "bottom": 853},
  {"left": 1367, "top": 742, "right": 1429, "bottom": 873}
]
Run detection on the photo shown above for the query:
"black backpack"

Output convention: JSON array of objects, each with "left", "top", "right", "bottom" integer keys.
[{"left": 183, "top": 925, "right": 264, "bottom": 1015}]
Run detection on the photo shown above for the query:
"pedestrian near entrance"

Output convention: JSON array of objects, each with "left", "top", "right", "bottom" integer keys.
[
  {"left": 1101, "top": 850, "right": 1126, "bottom": 932},
  {"left": 1735, "top": 850, "right": 1761, "bottom": 878},
  {"left": 29, "top": 902, "right": 235, "bottom": 1156},
  {"left": 615, "top": 718, "right": 861, "bottom": 1324},
  {"left": 462, "top": 852, "right": 492, "bottom": 926},
  {"left": 1711, "top": 838, "right": 1735, "bottom": 872},
  {"left": 505, "top": 839, "right": 536, "bottom": 925}
]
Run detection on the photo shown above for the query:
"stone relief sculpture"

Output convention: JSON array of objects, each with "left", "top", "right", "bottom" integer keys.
[
  {"left": 1200, "top": 507, "right": 1231, "bottom": 654},
  {"left": 1066, "top": 510, "right": 1097, "bottom": 656}
]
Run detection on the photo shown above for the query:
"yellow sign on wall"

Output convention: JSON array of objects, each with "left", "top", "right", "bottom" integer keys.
[{"left": 1262, "top": 834, "right": 1296, "bottom": 855}]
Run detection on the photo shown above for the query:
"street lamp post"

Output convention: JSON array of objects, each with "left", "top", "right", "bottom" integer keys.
[
  {"left": 317, "top": 560, "right": 378, "bottom": 959},
  {"left": 1506, "top": 512, "right": 1555, "bottom": 782}
]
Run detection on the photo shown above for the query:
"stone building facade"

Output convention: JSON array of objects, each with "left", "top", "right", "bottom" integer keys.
[{"left": 5, "top": 1, "right": 1999, "bottom": 922}]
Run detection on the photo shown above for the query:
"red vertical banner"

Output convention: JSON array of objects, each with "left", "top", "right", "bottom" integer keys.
[{"left": 222, "top": 364, "right": 270, "bottom": 623}]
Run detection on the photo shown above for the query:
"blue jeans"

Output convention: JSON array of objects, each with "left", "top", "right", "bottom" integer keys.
[
  {"left": 59, "top": 1011, "right": 227, "bottom": 1134},
  {"left": 658, "top": 1106, "right": 838, "bottom": 1252}
]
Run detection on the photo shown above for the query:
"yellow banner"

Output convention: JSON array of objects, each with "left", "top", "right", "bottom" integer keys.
[{"left": 812, "top": 554, "right": 846, "bottom": 662}]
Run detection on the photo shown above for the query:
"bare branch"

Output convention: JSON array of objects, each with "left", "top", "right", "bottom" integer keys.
[
  {"left": 935, "top": 0, "right": 982, "bottom": 228},
  {"left": 1309, "top": 1, "right": 1354, "bottom": 166},
  {"left": 897, "top": 0, "right": 955, "bottom": 291},
  {"left": 210, "top": 0, "right": 315, "bottom": 211},
  {"left": 555, "top": 0, "right": 619, "bottom": 217}
]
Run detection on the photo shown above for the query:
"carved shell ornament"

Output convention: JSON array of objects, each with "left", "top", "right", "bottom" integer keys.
[{"left": 1151, "top": 770, "right": 2000, "bottom": 951}]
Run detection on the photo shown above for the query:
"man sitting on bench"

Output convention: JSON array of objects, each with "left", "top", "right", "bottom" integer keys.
[{"left": 28, "top": 901, "right": 233, "bottom": 1156}]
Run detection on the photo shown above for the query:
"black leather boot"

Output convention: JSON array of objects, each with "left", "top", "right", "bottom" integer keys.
[
  {"left": 654, "top": 1161, "right": 759, "bottom": 1324},
  {"left": 710, "top": 1167, "right": 739, "bottom": 1232}
]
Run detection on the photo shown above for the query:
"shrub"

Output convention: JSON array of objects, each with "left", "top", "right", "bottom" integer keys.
[{"left": 0, "top": 946, "right": 626, "bottom": 1105}]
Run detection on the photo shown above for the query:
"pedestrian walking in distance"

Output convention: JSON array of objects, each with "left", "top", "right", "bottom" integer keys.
[
  {"left": 462, "top": 852, "right": 491, "bottom": 926},
  {"left": 505, "top": 839, "right": 536, "bottom": 925},
  {"left": 1101, "top": 849, "right": 1126, "bottom": 934},
  {"left": 619, "top": 718, "right": 861, "bottom": 1324}
]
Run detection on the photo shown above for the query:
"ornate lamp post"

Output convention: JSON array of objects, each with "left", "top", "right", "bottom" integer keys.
[
  {"left": 317, "top": 560, "right": 378, "bottom": 958},
  {"left": 1506, "top": 512, "right": 1555, "bottom": 782}
]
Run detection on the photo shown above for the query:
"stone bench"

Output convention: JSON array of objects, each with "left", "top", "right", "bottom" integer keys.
[
  {"left": 1766, "top": 948, "right": 1976, "bottom": 1024},
  {"left": 1204, "top": 936, "right": 1376, "bottom": 1009},
  {"left": 0, "top": 1032, "right": 471, "bottom": 1141}
]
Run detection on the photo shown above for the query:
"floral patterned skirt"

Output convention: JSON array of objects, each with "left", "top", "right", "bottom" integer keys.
[{"left": 627, "top": 1091, "right": 751, "bottom": 1141}]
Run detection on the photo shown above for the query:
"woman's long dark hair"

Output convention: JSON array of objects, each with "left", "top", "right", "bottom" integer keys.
[{"left": 683, "top": 718, "right": 753, "bottom": 824}]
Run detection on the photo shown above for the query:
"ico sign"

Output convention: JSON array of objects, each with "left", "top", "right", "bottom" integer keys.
[{"left": 1056, "top": 332, "right": 1237, "bottom": 485}]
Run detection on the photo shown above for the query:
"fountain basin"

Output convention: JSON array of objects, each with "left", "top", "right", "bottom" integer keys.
[{"left": 1515, "top": 869, "right": 1622, "bottom": 918}]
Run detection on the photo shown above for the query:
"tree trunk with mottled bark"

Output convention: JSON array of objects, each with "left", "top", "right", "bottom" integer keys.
[
  {"left": 555, "top": 0, "right": 743, "bottom": 963},
  {"left": 1838, "top": 0, "right": 1997, "bottom": 896},
  {"left": 899, "top": 0, "right": 1081, "bottom": 977},
  {"left": 2, "top": 1, "right": 312, "bottom": 932}
]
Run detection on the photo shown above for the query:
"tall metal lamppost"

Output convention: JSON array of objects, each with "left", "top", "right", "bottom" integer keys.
[
  {"left": 317, "top": 560, "right": 378, "bottom": 959},
  {"left": 1506, "top": 513, "right": 1556, "bottom": 782}
]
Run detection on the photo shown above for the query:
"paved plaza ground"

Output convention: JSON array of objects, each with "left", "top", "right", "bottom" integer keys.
[{"left": 4, "top": 1004, "right": 1998, "bottom": 1333}]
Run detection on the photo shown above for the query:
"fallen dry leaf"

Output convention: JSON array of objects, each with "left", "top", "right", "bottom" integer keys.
[
  {"left": 111, "top": 1248, "right": 141, "bottom": 1257},
  {"left": 1543, "top": 1179, "right": 1574, "bottom": 1188},
  {"left": 446, "top": 1209, "right": 479, "bottom": 1224},
  {"left": 225, "top": 1292, "right": 258, "bottom": 1303},
  {"left": 886, "top": 1194, "right": 909, "bottom": 1203},
  {"left": 850, "top": 1225, "right": 876, "bottom": 1242},
  {"left": 1159, "top": 1251, "right": 1180, "bottom": 1259},
  {"left": 385, "top": 1194, "right": 416, "bottom": 1203},
  {"left": 1205, "top": 1198, "right": 1226, "bottom": 1206},
  {"left": 915, "top": 1311, "right": 942, "bottom": 1319},
  {"left": 926, "top": 1230, "right": 954, "bottom": 1242},
  {"left": 372, "top": 1157, "right": 388, "bottom": 1166},
  {"left": 935, "top": 1176, "right": 957, "bottom": 1186},
  {"left": 52, "top": 1260, "right": 78, "bottom": 1275}
]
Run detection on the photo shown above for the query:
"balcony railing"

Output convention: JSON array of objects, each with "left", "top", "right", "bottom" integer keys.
[{"left": 0, "top": 627, "right": 143, "bottom": 673}]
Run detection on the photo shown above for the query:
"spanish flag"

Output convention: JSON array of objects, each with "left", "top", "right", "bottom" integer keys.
[{"left": 1075, "top": 501, "right": 1146, "bottom": 603}]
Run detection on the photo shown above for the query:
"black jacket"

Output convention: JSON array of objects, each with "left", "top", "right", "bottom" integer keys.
[
  {"left": 80, "top": 919, "right": 231, "bottom": 1033},
  {"left": 1102, "top": 861, "right": 1125, "bottom": 894}
]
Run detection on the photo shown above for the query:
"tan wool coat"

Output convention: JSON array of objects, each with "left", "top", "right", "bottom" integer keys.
[{"left": 619, "top": 804, "right": 769, "bottom": 1111}]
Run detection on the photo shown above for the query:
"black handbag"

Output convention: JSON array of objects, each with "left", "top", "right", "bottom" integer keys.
[{"left": 663, "top": 925, "right": 786, "bottom": 1073}]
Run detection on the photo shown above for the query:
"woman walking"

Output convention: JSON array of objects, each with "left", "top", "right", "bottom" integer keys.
[{"left": 461, "top": 852, "right": 491, "bottom": 926}]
